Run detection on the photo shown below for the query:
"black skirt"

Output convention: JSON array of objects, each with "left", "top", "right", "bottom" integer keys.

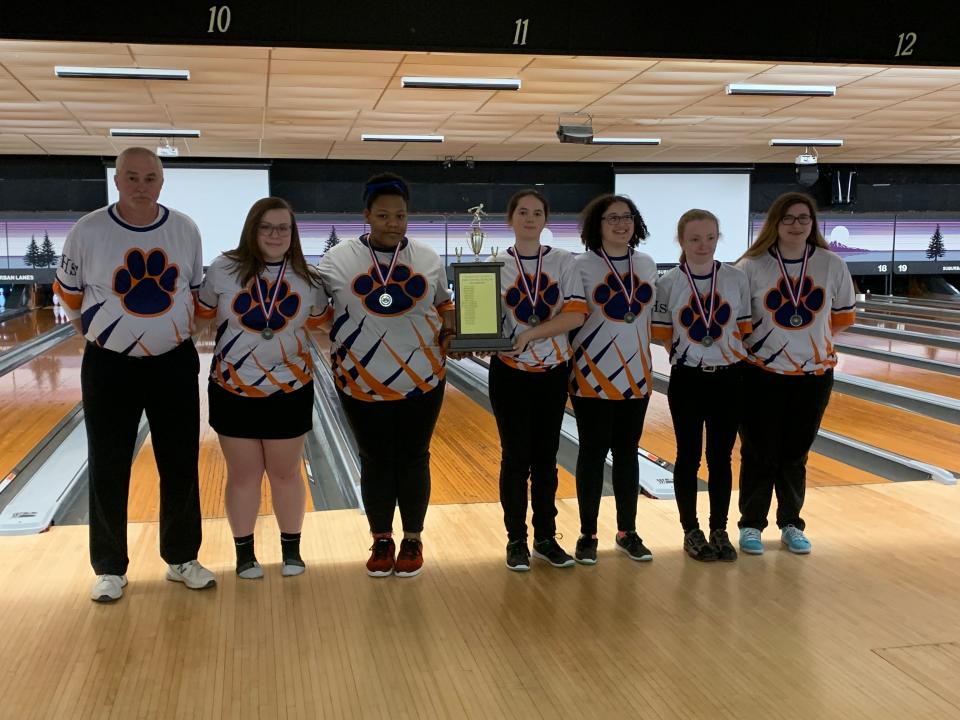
[{"left": 208, "top": 380, "right": 314, "bottom": 439}]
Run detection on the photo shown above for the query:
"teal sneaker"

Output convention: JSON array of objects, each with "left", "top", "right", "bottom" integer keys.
[
  {"left": 781, "top": 525, "right": 812, "bottom": 554},
  {"left": 739, "top": 527, "right": 764, "bottom": 555}
]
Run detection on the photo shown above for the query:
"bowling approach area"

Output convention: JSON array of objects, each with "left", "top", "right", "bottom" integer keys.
[{"left": 1, "top": 477, "right": 960, "bottom": 717}]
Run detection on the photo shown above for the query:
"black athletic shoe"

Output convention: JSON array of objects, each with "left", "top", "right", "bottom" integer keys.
[
  {"left": 574, "top": 536, "right": 598, "bottom": 565},
  {"left": 506, "top": 540, "right": 531, "bottom": 572},
  {"left": 615, "top": 531, "right": 653, "bottom": 561},
  {"left": 532, "top": 537, "right": 575, "bottom": 568},
  {"left": 709, "top": 529, "right": 738, "bottom": 562},
  {"left": 684, "top": 528, "right": 718, "bottom": 562}
]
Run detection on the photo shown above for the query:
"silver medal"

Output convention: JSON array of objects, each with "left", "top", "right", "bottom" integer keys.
[
  {"left": 624, "top": 312, "right": 636, "bottom": 324},
  {"left": 702, "top": 336, "right": 714, "bottom": 348},
  {"left": 379, "top": 293, "right": 393, "bottom": 308},
  {"left": 789, "top": 314, "right": 803, "bottom": 327},
  {"left": 261, "top": 328, "right": 274, "bottom": 340},
  {"left": 528, "top": 314, "right": 541, "bottom": 326}
]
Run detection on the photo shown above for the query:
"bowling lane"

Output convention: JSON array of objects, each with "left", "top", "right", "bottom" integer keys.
[
  {"left": 648, "top": 347, "right": 886, "bottom": 488},
  {"left": 835, "top": 352, "right": 960, "bottom": 400},
  {"left": 0, "top": 309, "right": 60, "bottom": 353},
  {"left": 126, "top": 332, "right": 314, "bottom": 522},
  {"left": 856, "top": 316, "right": 960, "bottom": 338},
  {"left": 0, "top": 333, "right": 86, "bottom": 476},
  {"left": 839, "top": 332, "right": 960, "bottom": 365}
]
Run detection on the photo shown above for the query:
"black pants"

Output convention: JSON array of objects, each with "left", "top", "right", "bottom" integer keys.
[
  {"left": 667, "top": 363, "right": 743, "bottom": 533},
  {"left": 570, "top": 395, "right": 649, "bottom": 536},
  {"left": 82, "top": 340, "right": 202, "bottom": 575},
  {"left": 488, "top": 357, "right": 569, "bottom": 542},
  {"left": 738, "top": 365, "right": 834, "bottom": 531},
  {"left": 338, "top": 383, "right": 445, "bottom": 534}
]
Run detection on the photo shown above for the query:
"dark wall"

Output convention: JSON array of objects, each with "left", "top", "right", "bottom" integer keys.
[
  {"left": 269, "top": 160, "right": 611, "bottom": 214},
  {"left": 0, "top": 156, "right": 107, "bottom": 211},
  {"left": 5, "top": 155, "right": 960, "bottom": 216}
]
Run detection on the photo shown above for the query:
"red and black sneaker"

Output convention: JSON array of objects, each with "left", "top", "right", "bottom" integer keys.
[
  {"left": 366, "top": 537, "right": 395, "bottom": 577},
  {"left": 394, "top": 538, "right": 424, "bottom": 578}
]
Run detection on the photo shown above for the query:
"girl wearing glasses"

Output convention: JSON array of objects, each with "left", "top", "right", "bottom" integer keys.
[
  {"left": 652, "top": 210, "right": 751, "bottom": 562},
  {"left": 735, "top": 192, "right": 855, "bottom": 556},
  {"left": 197, "top": 197, "right": 331, "bottom": 579},
  {"left": 491, "top": 189, "right": 588, "bottom": 572},
  {"left": 569, "top": 194, "right": 657, "bottom": 565},
  {"left": 318, "top": 173, "right": 455, "bottom": 578}
]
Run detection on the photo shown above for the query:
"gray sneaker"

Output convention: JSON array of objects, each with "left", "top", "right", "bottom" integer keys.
[
  {"left": 91, "top": 574, "right": 127, "bottom": 602},
  {"left": 166, "top": 560, "right": 216, "bottom": 589}
]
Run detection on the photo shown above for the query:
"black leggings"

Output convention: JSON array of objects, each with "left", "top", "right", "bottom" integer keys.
[
  {"left": 339, "top": 383, "right": 445, "bottom": 534},
  {"left": 488, "top": 357, "right": 569, "bottom": 542},
  {"left": 738, "top": 365, "right": 833, "bottom": 531},
  {"left": 570, "top": 395, "right": 649, "bottom": 536},
  {"left": 666, "top": 363, "right": 743, "bottom": 533}
]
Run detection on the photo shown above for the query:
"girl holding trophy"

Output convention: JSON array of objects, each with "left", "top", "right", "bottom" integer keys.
[{"left": 487, "top": 189, "right": 588, "bottom": 572}]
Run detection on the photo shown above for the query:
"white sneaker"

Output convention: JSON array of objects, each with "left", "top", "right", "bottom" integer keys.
[
  {"left": 91, "top": 574, "right": 127, "bottom": 602},
  {"left": 237, "top": 561, "right": 264, "bottom": 580},
  {"left": 281, "top": 559, "right": 306, "bottom": 577},
  {"left": 166, "top": 560, "right": 216, "bottom": 589}
]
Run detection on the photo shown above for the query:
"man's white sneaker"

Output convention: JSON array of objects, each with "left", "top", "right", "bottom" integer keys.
[
  {"left": 166, "top": 560, "right": 216, "bottom": 589},
  {"left": 91, "top": 574, "right": 127, "bottom": 602}
]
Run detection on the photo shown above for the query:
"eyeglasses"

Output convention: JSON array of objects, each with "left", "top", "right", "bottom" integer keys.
[
  {"left": 601, "top": 213, "right": 636, "bottom": 226},
  {"left": 780, "top": 214, "right": 812, "bottom": 225},
  {"left": 258, "top": 222, "right": 292, "bottom": 236}
]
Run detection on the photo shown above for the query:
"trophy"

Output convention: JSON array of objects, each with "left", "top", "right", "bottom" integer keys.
[{"left": 446, "top": 204, "right": 513, "bottom": 353}]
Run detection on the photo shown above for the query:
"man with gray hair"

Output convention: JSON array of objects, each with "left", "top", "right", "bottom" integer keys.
[{"left": 55, "top": 147, "right": 215, "bottom": 602}]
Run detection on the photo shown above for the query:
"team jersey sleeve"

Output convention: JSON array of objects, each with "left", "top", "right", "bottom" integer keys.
[
  {"left": 559, "top": 252, "right": 588, "bottom": 316},
  {"left": 54, "top": 226, "right": 84, "bottom": 320},
  {"left": 196, "top": 256, "right": 224, "bottom": 320},
  {"left": 651, "top": 272, "right": 673, "bottom": 342},
  {"left": 830, "top": 260, "right": 856, "bottom": 332},
  {"left": 306, "top": 278, "right": 333, "bottom": 327}
]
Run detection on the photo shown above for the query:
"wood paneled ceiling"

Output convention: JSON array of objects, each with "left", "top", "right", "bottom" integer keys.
[{"left": 2, "top": 40, "right": 960, "bottom": 163}]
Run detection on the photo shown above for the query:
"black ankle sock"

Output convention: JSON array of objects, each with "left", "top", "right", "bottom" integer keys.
[
  {"left": 234, "top": 534, "right": 256, "bottom": 566},
  {"left": 280, "top": 532, "right": 302, "bottom": 564}
]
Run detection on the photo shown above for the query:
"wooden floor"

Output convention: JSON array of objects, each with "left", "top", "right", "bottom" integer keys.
[
  {"left": 2, "top": 483, "right": 960, "bottom": 719},
  {"left": 128, "top": 339, "right": 314, "bottom": 522},
  {"left": 0, "top": 307, "right": 58, "bottom": 351},
  {"left": 0, "top": 331, "right": 84, "bottom": 475}
]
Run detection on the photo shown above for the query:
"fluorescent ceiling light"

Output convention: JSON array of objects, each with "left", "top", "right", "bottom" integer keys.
[
  {"left": 56, "top": 66, "right": 190, "bottom": 81},
  {"left": 769, "top": 138, "right": 843, "bottom": 147},
  {"left": 361, "top": 134, "right": 444, "bottom": 142},
  {"left": 401, "top": 76, "right": 521, "bottom": 90},
  {"left": 110, "top": 128, "right": 201, "bottom": 138},
  {"left": 591, "top": 137, "right": 661, "bottom": 145},
  {"left": 727, "top": 83, "right": 835, "bottom": 96}
]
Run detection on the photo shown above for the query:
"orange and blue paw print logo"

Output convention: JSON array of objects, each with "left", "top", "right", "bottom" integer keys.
[
  {"left": 351, "top": 262, "right": 427, "bottom": 315},
  {"left": 232, "top": 278, "right": 301, "bottom": 332},
  {"left": 593, "top": 272, "right": 653, "bottom": 322},
  {"left": 505, "top": 272, "right": 560, "bottom": 325},
  {"left": 679, "top": 291, "right": 731, "bottom": 345},
  {"left": 112, "top": 248, "right": 179, "bottom": 316},
  {"left": 764, "top": 276, "right": 824, "bottom": 329}
]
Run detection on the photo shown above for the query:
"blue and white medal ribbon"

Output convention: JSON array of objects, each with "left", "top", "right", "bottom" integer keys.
[
  {"left": 511, "top": 245, "right": 544, "bottom": 326},
  {"left": 774, "top": 244, "right": 810, "bottom": 327},
  {"left": 681, "top": 260, "right": 718, "bottom": 347},
  {"left": 367, "top": 236, "right": 403, "bottom": 309},
  {"left": 599, "top": 248, "right": 636, "bottom": 323},
  {"left": 255, "top": 258, "right": 287, "bottom": 340}
]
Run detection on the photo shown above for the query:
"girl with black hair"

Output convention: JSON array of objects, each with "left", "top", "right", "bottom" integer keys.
[
  {"left": 569, "top": 194, "right": 658, "bottom": 565},
  {"left": 318, "top": 173, "right": 455, "bottom": 578}
]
